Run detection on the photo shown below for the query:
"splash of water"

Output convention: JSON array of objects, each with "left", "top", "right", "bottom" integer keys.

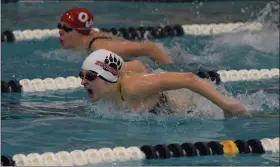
[
  {"left": 82, "top": 78, "right": 279, "bottom": 122},
  {"left": 256, "top": 1, "right": 279, "bottom": 29},
  {"left": 236, "top": 90, "right": 279, "bottom": 115},
  {"left": 166, "top": 1, "right": 279, "bottom": 69},
  {"left": 209, "top": 1, "right": 279, "bottom": 54}
]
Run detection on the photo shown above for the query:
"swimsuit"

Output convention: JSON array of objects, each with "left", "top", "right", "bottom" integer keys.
[
  {"left": 147, "top": 93, "right": 169, "bottom": 114},
  {"left": 119, "top": 85, "right": 169, "bottom": 114},
  {"left": 87, "top": 36, "right": 113, "bottom": 51}
]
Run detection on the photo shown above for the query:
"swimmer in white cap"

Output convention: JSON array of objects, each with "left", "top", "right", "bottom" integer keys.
[
  {"left": 80, "top": 49, "right": 250, "bottom": 117},
  {"left": 59, "top": 7, "right": 172, "bottom": 73}
]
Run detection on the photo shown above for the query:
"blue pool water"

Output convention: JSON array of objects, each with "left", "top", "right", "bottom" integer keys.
[{"left": 1, "top": 1, "right": 280, "bottom": 166}]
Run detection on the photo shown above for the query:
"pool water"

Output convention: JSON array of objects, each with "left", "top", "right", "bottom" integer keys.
[{"left": 1, "top": 1, "right": 279, "bottom": 166}]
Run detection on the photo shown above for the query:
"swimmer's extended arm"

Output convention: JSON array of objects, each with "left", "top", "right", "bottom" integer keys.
[
  {"left": 92, "top": 39, "right": 173, "bottom": 64},
  {"left": 125, "top": 72, "right": 247, "bottom": 116}
]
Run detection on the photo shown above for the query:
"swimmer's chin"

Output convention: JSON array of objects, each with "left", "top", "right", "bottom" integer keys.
[
  {"left": 89, "top": 95, "right": 102, "bottom": 103},
  {"left": 87, "top": 89, "right": 99, "bottom": 102},
  {"left": 60, "top": 44, "right": 72, "bottom": 50},
  {"left": 61, "top": 46, "right": 70, "bottom": 50}
]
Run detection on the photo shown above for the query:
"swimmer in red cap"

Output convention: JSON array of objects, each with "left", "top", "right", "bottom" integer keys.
[{"left": 58, "top": 7, "right": 172, "bottom": 73}]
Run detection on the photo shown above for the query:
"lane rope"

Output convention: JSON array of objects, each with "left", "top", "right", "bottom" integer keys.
[
  {"left": 1, "top": 137, "right": 279, "bottom": 166},
  {"left": 1, "top": 22, "right": 263, "bottom": 42},
  {"left": 2, "top": 68, "right": 279, "bottom": 93}
]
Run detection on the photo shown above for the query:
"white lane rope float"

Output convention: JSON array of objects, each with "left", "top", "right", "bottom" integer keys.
[
  {"left": 1, "top": 137, "right": 279, "bottom": 166},
  {"left": 1, "top": 22, "right": 263, "bottom": 42},
  {"left": 1, "top": 68, "right": 279, "bottom": 93}
]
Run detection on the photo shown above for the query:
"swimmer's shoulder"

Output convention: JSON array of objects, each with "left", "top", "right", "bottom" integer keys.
[
  {"left": 118, "top": 74, "right": 134, "bottom": 100},
  {"left": 91, "top": 30, "right": 119, "bottom": 40},
  {"left": 88, "top": 31, "right": 120, "bottom": 51}
]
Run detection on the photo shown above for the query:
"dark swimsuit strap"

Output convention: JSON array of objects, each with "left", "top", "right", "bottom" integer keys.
[
  {"left": 119, "top": 84, "right": 125, "bottom": 101},
  {"left": 119, "top": 83, "right": 170, "bottom": 114},
  {"left": 87, "top": 36, "right": 113, "bottom": 51}
]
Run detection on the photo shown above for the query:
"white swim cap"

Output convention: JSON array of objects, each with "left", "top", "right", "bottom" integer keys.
[{"left": 81, "top": 49, "right": 124, "bottom": 83}]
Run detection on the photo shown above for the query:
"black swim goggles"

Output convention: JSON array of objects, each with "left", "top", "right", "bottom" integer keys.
[
  {"left": 57, "top": 23, "right": 73, "bottom": 33},
  {"left": 58, "top": 23, "right": 92, "bottom": 33},
  {"left": 79, "top": 71, "right": 98, "bottom": 82}
]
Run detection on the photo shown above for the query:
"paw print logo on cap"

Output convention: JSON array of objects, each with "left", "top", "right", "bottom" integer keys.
[{"left": 104, "top": 54, "right": 122, "bottom": 71}]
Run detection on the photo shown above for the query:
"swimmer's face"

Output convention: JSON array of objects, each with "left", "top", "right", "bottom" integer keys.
[
  {"left": 58, "top": 22, "right": 81, "bottom": 49},
  {"left": 80, "top": 70, "right": 108, "bottom": 102}
]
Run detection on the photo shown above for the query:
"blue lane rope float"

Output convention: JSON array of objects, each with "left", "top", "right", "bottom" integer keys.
[
  {"left": 1, "top": 22, "right": 263, "bottom": 42},
  {"left": 1, "top": 137, "right": 279, "bottom": 166},
  {"left": 1, "top": 68, "right": 279, "bottom": 93}
]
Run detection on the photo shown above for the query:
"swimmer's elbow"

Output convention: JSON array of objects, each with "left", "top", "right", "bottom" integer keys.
[
  {"left": 184, "top": 72, "right": 197, "bottom": 79},
  {"left": 144, "top": 41, "right": 155, "bottom": 50},
  {"left": 143, "top": 42, "right": 157, "bottom": 55},
  {"left": 145, "top": 42, "right": 172, "bottom": 64},
  {"left": 181, "top": 72, "right": 199, "bottom": 87}
]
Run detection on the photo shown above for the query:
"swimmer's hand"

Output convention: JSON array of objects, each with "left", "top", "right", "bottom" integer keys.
[{"left": 223, "top": 101, "right": 252, "bottom": 118}]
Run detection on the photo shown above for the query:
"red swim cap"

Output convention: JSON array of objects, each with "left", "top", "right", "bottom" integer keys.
[{"left": 60, "top": 7, "right": 94, "bottom": 35}]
